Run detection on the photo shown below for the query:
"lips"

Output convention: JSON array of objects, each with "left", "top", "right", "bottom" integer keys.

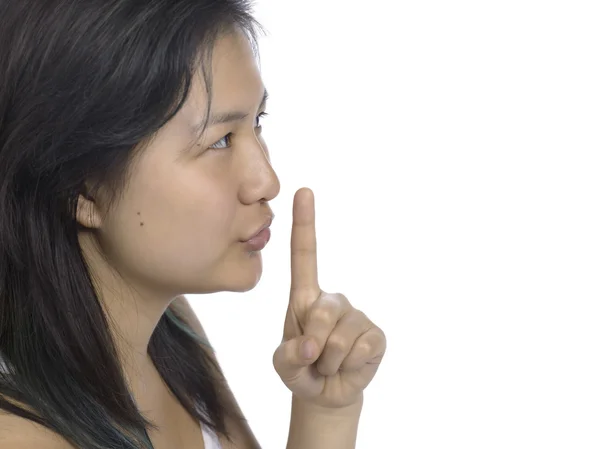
[
  {"left": 242, "top": 215, "right": 273, "bottom": 242},
  {"left": 242, "top": 215, "right": 274, "bottom": 251},
  {"left": 244, "top": 227, "right": 271, "bottom": 251}
]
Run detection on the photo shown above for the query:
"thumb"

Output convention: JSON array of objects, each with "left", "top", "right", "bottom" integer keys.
[{"left": 273, "top": 336, "right": 319, "bottom": 380}]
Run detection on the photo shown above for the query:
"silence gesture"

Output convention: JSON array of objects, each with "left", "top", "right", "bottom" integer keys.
[{"left": 273, "top": 188, "right": 387, "bottom": 409}]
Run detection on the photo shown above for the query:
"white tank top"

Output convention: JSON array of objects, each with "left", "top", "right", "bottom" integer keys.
[{"left": 201, "top": 425, "right": 222, "bottom": 449}]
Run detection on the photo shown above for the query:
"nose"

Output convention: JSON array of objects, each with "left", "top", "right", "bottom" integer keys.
[{"left": 238, "top": 136, "right": 280, "bottom": 205}]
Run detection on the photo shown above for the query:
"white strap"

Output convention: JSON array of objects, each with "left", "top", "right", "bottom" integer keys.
[{"left": 201, "top": 426, "right": 222, "bottom": 449}]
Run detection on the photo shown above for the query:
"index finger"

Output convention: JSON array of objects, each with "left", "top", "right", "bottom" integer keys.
[{"left": 290, "top": 187, "right": 319, "bottom": 293}]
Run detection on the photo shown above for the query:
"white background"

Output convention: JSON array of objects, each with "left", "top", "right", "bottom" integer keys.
[{"left": 189, "top": 1, "right": 600, "bottom": 448}]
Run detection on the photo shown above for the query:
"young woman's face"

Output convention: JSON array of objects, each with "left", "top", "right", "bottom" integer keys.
[{"left": 83, "top": 29, "right": 280, "bottom": 296}]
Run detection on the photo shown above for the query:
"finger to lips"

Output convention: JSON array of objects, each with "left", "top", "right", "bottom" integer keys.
[
  {"left": 339, "top": 327, "right": 387, "bottom": 372},
  {"left": 316, "top": 309, "right": 373, "bottom": 377},
  {"left": 290, "top": 188, "right": 319, "bottom": 294}
]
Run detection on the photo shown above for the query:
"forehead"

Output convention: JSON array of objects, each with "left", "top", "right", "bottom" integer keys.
[{"left": 185, "top": 30, "right": 264, "bottom": 118}]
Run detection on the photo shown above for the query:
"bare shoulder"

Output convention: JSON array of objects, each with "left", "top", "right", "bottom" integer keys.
[{"left": 0, "top": 410, "right": 74, "bottom": 449}]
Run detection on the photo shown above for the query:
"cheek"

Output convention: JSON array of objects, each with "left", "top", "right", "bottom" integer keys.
[
  {"left": 103, "top": 164, "right": 238, "bottom": 285},
  {"left": 171, "top": 197, "right": 237, "bottom": 265}
]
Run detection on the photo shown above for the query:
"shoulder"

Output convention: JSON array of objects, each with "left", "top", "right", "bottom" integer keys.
[{"left": 0, "top": 409, "right": 74, "bottom": 449}]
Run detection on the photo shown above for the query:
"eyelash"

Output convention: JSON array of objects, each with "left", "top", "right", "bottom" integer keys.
[{"left": 208, "top": 112, "right": 269, "bottom": 150}]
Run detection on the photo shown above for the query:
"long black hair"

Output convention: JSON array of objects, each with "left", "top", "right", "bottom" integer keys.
[{"left": 0, "top": 1, "right": 261, "bottom": 448}]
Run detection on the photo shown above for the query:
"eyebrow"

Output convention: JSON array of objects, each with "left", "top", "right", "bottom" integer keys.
[{"left": 207, "top": 88, "right": 269, "bottom": 126}]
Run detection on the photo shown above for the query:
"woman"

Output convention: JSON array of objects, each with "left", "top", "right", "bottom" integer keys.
[{"left": 0, "top": 1, "right": 386, "bottom": 448}]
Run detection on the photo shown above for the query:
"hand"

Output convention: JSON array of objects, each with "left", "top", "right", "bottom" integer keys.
[{"left": 272, "top": 188, "right": 387, "bottom": 409}]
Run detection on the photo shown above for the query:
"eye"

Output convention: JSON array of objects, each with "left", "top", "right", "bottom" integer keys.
[
  {"left": 207, "top": 112, "right": 269, "bottom": 150},
  {"left": 255, "top": 111, "right": 268, "bottom": 129},
  {"left": 209, "top": 133, "right": 233, "bottom": 150}
]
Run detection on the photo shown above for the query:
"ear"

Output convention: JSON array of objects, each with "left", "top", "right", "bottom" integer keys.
[{"left": 76, "top": 192, "right": 103, "bottom": 229}]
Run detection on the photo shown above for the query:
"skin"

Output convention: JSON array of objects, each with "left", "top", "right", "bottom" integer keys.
[
  {"left": 0, "top": 26, "right": 386, "bottom": 449},
  {"left": 76, "top": 27, "right": 279, "bottom": 448},
  {"left": 76, "top": 27, "right": 279, "bottom": 385}
]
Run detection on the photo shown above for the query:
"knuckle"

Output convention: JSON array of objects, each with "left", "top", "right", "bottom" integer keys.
[
  {"left": 356, "top": 340, "right": 373, "bottom": 355},
  {"left": 327, "top": 334, "right": 350, "bottom": 353},
  {"left": 331, "top": 292, "right": 349, "bottom": 305},
  {"left": 321, "top": 291, "right": 348, "bottom": 307},
  {"left": 309, "top": 306, "right": 335, "bottom": 324}
]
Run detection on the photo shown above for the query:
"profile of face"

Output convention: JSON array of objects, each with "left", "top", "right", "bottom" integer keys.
[{"left": 77, "top": 29, "right": 280, "bottom": 299}]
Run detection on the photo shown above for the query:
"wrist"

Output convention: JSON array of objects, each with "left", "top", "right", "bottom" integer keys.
[
  {"left": 291, "top": 393, "right": 364, "bottom": 419},
  {"left": 286, "top": 394, "right": 363, "bottom": 449}
]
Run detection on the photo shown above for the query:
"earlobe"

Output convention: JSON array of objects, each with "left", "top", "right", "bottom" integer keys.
[{"left": 76, "top": 194, "right": 103, "bottom": 229}]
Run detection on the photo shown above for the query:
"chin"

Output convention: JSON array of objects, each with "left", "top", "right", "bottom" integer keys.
[
  {"left": 229, "top": 262, "right": 264, "bottom": 292},
  {"left": 189, "top": 250, "right": 265, "bottom": 294},
  {"left": 232, "top": 250, "right": 265, "bottom": 292}
]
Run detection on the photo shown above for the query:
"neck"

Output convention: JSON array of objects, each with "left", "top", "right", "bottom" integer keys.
[{"left": 78, "top": 233, "right": 174, "bottom": 394}]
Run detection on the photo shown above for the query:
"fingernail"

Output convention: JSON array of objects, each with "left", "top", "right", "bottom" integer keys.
[{"left": 301, "top": 339, "right": 314, "bottom": 360}]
